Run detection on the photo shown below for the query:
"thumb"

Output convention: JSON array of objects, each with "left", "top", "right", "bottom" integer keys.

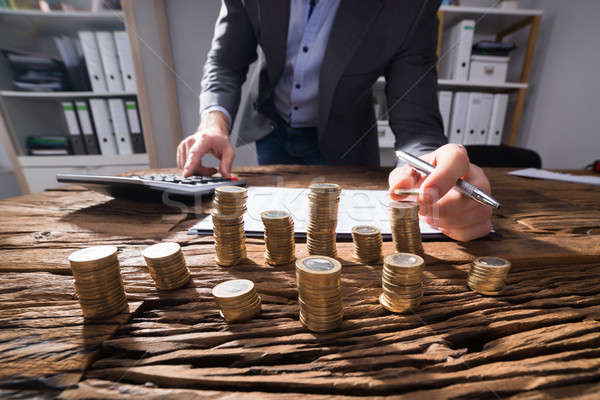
[{"left": 388, "top": 164, "right": 421, "bottom": 201}]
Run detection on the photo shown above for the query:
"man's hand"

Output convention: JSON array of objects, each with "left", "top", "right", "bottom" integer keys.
[
  {"left": 388, "top": 144, "right": 492, "bottom": 242},
  {"left": 176, "top": 111, "right": 235, "bottom": 178}
]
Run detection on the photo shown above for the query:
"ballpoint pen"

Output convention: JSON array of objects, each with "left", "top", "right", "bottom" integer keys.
[{"left": 395, "top": 150, "right": 501, "bottom": 209}]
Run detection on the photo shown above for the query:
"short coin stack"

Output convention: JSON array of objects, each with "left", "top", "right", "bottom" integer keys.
[
  {"left": 306, "top": 183, "right": 341, "bottom": 257},
  {"left": 380, "top": 253, "right": 424, "bottom": 313},
  {"left": 296, "top": 256, "right": 343, "bottom": 332},
  {"left": 389, "top": 201, "right": 424, "bottom": 256},
  {"left": 467, "top": 256, "right": 512, "bottom": 295},
  {"left": 212, "top": 186, "right": 248, "bottom": 266},
  {"left": 68, "top": 245, "right": 128, "bottom": 319},
  {"left": 212, "top": 279, "right": 261, "bottom": 322},
  {"left": 142, "top": 242, "right": 191, "bottom": 290},
  {"left": 262, "top": 210, "right": 295, "bottom": 265},
  {"left": 351, "top": 225, "right": 383, "bottom": 263}
]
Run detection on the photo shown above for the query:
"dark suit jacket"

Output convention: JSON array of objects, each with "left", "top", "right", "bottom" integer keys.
[{"left": 200, "top": 0, "right": 447, "bottom": 166}]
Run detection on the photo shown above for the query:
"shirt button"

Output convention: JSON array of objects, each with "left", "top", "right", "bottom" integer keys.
[
  {"left": 302, "top": 46, "right": 309, "bottom": 53},
  {"left": 295, "top": 84, "right": 301, "bottom": 89}
]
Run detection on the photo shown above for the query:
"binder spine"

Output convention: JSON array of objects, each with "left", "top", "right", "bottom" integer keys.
[
  {"left": 125, "top": 101, "right": 146, "bottom": 153},
  {"left": 75, "top": 101, "right": 100, "bottom": 155},
  {"left": 62, "top": 101, "right": 86, "bottom": 155}
]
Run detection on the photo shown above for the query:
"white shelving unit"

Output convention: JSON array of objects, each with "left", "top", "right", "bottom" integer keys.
[
  {"left": 0, "top": 90, "right": 137, "bottom": 98},
  {"left": 0, "top": 7, "right": 149, "bottom": 194},
  {"left": 376, "top": 77, "right": 527, "bottom": 91},
  {"left": 374, "top": 4, "right": 543, "bottom": 166},
  {"left": 439, "top": 5, "right": 543, "bottom": 35}
]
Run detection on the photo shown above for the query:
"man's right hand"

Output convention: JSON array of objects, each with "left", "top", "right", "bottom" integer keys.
[{"left": 176, "top": 111, "right": 235, "bottom": 178}]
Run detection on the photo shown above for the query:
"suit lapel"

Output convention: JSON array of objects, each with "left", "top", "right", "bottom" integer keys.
[
  {"left": 318, "top": 0, "right": 383, "bottom": 135},
  {"left": 258, "top": 0, "right": 290, "bottom": 89}
]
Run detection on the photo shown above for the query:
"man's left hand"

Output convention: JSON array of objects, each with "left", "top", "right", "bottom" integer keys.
[{"left": 388, "top": 144, "right": 492, "bottom": 242}]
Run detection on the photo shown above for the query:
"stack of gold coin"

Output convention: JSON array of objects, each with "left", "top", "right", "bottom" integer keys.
[
  {"left": 379, "top": 253, "right": 424, "bottom": 313},
  {"left": 262, "top": 210, "right": 295, "bottom": 265},
  {"left": 68, "top": 245, "right": 128, "bottom": 319},
  {"left": 306, "top": 183, "right": 341, "bottom": 257},
  {"left": 296, "top": 256, "right": 343, "bottom": 332},
  {"left": 212, "top": 186, "right": 247, "bottom": 266},
  {"left": 351, "top": 225, "right": 383, "bottom": 263},
  {"left": 389, "top": 201, "right": 424, "bottom": 256},
  {"left": 213, "top": 186, "right": 248, "bottom": 215},
  {"left": 467, "top": 256, "right": 512, "bottom": 295},
  {"left": 212, "top": 279, "right": 261, "bottom": 322},
  {"left": 142, "top": 242, "right": 191, "bottom": 290}
]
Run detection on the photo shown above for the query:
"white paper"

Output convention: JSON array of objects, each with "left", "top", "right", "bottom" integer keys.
[
  {"left": 191, "top": 187, "right": 442, "bottom": 237},
  {"left": 509, "top": 168, "right": 600, "bottom": 186}
]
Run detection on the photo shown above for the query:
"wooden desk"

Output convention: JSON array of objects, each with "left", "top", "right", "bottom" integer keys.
[{"left": 1, "top": 166, "right": 599, "bottom": 399}]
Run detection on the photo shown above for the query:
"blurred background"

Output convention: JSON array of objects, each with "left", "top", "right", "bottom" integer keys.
[{"left": 0, "top": 0, "right": 598, "bottom": 198}]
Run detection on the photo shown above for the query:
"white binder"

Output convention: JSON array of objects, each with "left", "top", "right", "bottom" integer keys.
[
  {"left": 474, "top": 93, "right": 494, "bottom": 145},
  {"left": 75, "top": 101, "right": 100, "bottom": 154},
  {"left": 113, "top": 31, "right": 137, "bottom": 92},
  {"left": 448, "top": 92, "right": 469, "bottom": 144},
  {"left": 96, "top": 31, "right": 125, "bottom": 92},
  {"left": 438, "top": 91, "right": 453, "bottom": 138},
  {"left": 79, "top": 31, "right": 108, "bottom": 92},
  {"left": 125, "top": 100, "right": 146, "bottom": 153},
  {"left": 62, "top": 101, "right": 86, "bottom": 155},
  {"left": 439, "top": 19, "right": 475, "bottom": 81},
  {"left": 89, "top": 99, "right": 118, "bottom": 156},
  {"left": 487, "top": 94, "right": 509, "bottom": 145},
  {"left": 108, "top": 99, "right": 134, "bottom": 155},
  {"left": 463, "top": 92, "right": 484, "bottom": 145}
]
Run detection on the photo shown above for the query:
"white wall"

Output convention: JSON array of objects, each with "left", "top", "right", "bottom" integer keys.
[
  {"left": 165, "top": 0, "right": 258, "bottom": 168},
  {"left": 515, "top": 0, "right": 600, "bottom": 168}
]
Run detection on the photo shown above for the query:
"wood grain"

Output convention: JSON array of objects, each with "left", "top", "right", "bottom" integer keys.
[{"left": 0, "top": 165, "right": 598, "bottom": 398}]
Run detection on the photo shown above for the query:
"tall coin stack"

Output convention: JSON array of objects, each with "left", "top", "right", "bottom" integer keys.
[
  {"left": 467, "top": 256, "right": 512, "bottom": 295},
  {"left": 351, "top": 225, "right": 383, "bottom": 263},
  {"left": 379, "top": 253, "right": 424, "bottom": 313},
  {"left": 307, "top": 183, "right": 341, "bottom": 257},
  {"left": 212, "top": 186, "right": 248, "bottom": 266},
  {"left": 212, "top": 279, "right": 261, "bottom": 322},
  {"left": 142, "top": 242, "right": 191, "bottom": 290},
  {"left": 262, "top": 210, "right": 295, "bottom": 265},
  {"left": 296, "top": 256, "right": 343, "bottom": 332},
  {"left": 68, "top": 245, "right": 128, "bottom": 319},
  {"left": 389, "top": 201, "right": 424, "bottom": 256}
]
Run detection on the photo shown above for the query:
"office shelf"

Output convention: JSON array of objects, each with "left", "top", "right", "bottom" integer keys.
[
  {"left": 376, "top": 77, "right": 527, "bottom": 91},
  {"left": 0, "top": 8, "right": 125, "bottom": 59},
  {"left": 0, "top": 91, "right": 137, "bottom": 99},
  {"left": 18, "top": 153, "right": 149, "bottom": 168},
  {"left": 437, "top": 79, "right": 527, "bottom": 91},
  {"left": 439, "top": 5, "right": 543, "bottom": 36}
]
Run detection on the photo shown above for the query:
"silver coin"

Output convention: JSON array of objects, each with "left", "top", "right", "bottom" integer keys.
[
  {"left": 303, "top": 257, "right": 335, "bottom": 271},
  {"left": 477, "top": 257, "right": 508, "bottom": 267},
  {"left": 389, "top": 253, "right": 419, "bottom": 266}
]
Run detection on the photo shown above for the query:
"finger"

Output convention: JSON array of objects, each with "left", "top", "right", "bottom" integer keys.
[
  {"left": 424, "top": 204, "right": 492, "bottom": 230},
  {"left": 183, "top": 139, "right": 211, "bottom": 177},
  {"left": 181, "top": 140, "right": 193, "bottom": 171},
  {"left": 420, "top": 163, "right": 492, "bottom": 221},
  {"left": 388, "top": 165, "right": 424, "bottom": 201},
  {"left": 420, "top": 144, "right": 470, "bottom": 205},
  {"left": 176, "top": 142, "right": 185, "bottom": 169},
  {"left": 219, "top": 145, "right": 235, "bottom": 178},
  {"left": 439, "top": 220, "right": 492, "bottom": 242}
]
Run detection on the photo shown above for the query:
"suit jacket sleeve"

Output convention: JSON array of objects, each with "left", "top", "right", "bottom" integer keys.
[
  {"left": 384, "top": 0, "right": 447, "bottom": 159},
  {"left": 199, "top": 0, "right": 258, "bottom": 128}
]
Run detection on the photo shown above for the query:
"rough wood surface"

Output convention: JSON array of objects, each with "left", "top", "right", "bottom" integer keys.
[{"left": 0, "top": 166, "right": 599, "bottom": 399}]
